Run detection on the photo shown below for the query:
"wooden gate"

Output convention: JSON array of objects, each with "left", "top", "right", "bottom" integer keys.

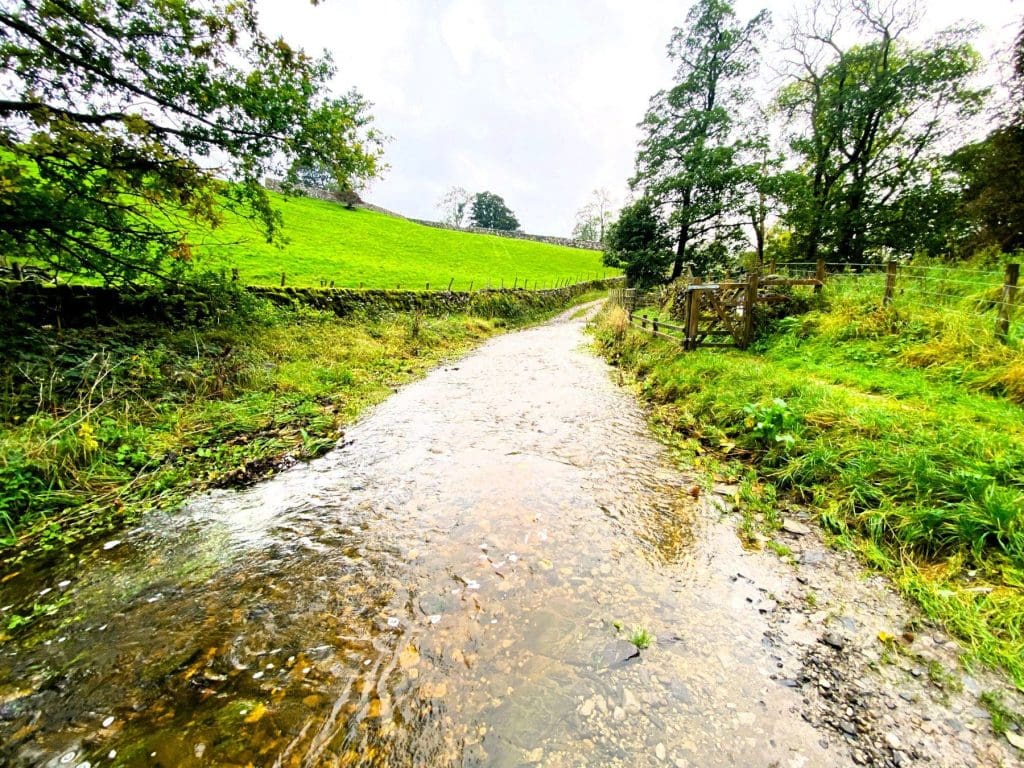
[{"left": 624, "top": 272, "right": 823, "bottom": 350}]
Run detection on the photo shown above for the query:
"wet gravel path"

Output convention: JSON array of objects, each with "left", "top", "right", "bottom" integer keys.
[{"left": 1, "top": 303, "right": 1021, "bottom": 767}]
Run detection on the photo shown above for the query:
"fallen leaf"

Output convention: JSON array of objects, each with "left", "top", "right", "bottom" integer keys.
[
  {"left": 1007, "top": 730, "right": 1024, "bottom": 750},
  {"left": 243, "top": 702, "right": 267, "bottom": 723},
  {"left": 398, "top": 644, "right": 420, "bottom": 669}
]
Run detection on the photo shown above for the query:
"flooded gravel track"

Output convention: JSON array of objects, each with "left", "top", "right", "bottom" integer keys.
[{"left": 2, "top": 304, "right": 855, "bottom": 767}]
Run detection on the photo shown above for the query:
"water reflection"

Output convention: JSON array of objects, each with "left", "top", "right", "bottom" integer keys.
[{"left": 0, "top": 306, "right": 832, "bottom": 767}]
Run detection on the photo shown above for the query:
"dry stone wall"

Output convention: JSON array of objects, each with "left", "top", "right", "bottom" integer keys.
[
  {"left": 2, "top": 278, "right": 624, "bottom": 328},
  {"left": 406, "top": 218, "right": 603, "bottom": 251}
]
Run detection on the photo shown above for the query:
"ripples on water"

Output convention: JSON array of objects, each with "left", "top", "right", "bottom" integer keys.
[{"left": 0, "top": 306, "right": 821, "bottom": 767}]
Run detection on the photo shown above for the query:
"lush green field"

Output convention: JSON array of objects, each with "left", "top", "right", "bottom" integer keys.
[
  {"left": 594, "top": 266, "right": 1024, "bottom": 690},
  {"left": 190, "top": 192, "right": 614, "bottom": 289}
]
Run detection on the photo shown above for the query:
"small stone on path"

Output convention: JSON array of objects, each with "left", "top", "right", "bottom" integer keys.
[{"left": 782, "top": 519, "right": 811, "bottom": 536}]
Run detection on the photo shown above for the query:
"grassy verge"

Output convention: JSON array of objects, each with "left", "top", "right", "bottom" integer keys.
[
  {"left": 593, "top": 276, "right": 1024, "bottom": 689},
  {"left": 0, "top": 288, "right": 604, "bottom": 569}
]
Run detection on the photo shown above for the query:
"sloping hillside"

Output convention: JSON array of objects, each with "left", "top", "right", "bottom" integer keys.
[{"left": 194, "top": 192, "right": 614, "bottom": 289}]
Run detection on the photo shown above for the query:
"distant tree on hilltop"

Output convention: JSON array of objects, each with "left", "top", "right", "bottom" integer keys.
[
  {"left": 573, "top": 188, "right": 614, "bottom": 243},
  {"left": 437, "top": 186, "right": 473, "bottom": 227},
  {"left": 470, "top": 192, "right": 520, "bottom": 231}
]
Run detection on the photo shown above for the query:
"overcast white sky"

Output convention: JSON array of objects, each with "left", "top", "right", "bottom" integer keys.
[{"left": 257, "top": 0, "right": 1021, "bottom": 236}]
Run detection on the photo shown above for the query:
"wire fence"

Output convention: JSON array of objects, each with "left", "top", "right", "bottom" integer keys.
[{"left": 770, "top": 260, "right": 1020, "bottom": 343}]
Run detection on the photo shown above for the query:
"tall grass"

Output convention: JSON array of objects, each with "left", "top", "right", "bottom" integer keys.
[{"left": 595, "top": 262, "right": 1024, "bottom": 687}]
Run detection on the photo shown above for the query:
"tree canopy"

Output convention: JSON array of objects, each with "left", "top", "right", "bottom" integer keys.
[
  {"left": 603, "top": 198, "right": 673, "bottom": 287},
  {"left": 0, "top": 0, "right": 385, "bottom": 284},
  {"left": 470, "top": 191, "right": 520, "bottom": 231},
  {"left": 777, "top": 2, "right": 984, "bottom": 265},
  {"left": 632, "top": 0, "right": 769, "bottom": 279}
]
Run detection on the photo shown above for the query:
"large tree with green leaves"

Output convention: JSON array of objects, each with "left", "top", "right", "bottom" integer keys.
[
  {"left": 0, "top": 0, "right": 385, "bottom": 284},
  {"left": 469, "top": 191, "right": 519, "bottom": 231},
  {"left": 632, "top": 0, "right": 769, "bottom": 280},
  {"left": 602, "top": 198, "right": 673, "bottom": 287},
  {"left": 777, "top": 0, "right": 984, "bottom": 265}
]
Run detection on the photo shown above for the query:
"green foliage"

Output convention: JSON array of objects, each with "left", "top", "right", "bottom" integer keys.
[
  {"left": 950, "top": 126, "right": 1024, "bottom": 253},
  {"left": 777, "top": 5, "right": 984, "bottom": 264},
  {"left": 742, "top": 399, "right": 797, "bottom": 451},
  {"left": 0, "top": 0, "right": 384, "bottom": 285},
  {"left": 593, "top": 272, "right": 1024, "bottom": 686},
  {"left": 603, "top": 198, "right": 673, "bottom": 287},
  {"left": 633, "top": 0, "right": 769, "bottom": 278},
  {"left": 470, "top": 191, "right": 520, "bottom": 231},
  {"left": 628, "top": 626, "right": 655, "bottom": 650}
]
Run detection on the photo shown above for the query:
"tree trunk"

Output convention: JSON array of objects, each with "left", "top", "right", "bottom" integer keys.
[{"left": 671, "top": 221, "right": 690, "bottom": 280}]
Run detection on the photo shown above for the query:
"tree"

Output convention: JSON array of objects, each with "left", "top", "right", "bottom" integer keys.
[
  {"left": 0, "top": 0, "right": 385, "bottom": 285},
  {"left": 777, "top": 0, "right": 984, "bottom": 265},
  {"left": 437, "top": 186, "right": 472, "bottom": 228},
  {"left": 602, "top": 198, "right": 673, "bottom": 287},
  {"left": 633, "top": 0, "right": 769, "bottom": 279},
  {"left": 944, "top": 17, "right": 1024, "bottom": 254},
  {"left": 470, "top": 192, "right": 520, "bottom": 231},
  {"left": 572, "top": 188, "right": 614, "bottom": 243}
]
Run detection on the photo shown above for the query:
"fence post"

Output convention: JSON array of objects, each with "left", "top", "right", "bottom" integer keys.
[
  {"left": 686, "top": 288, "right": 701, "bottom": 350},
  {"left": 740, "top": 271, "right": 759, "bottom": 348},
  {"left": 996, "top": 263, "right": 1020, "bottom": 343},
  {"left": 641, "top": 315, "right": 648, "bottom": 329},
  {"left": 231, "top": 267, "right": 239, "bottom": 282},
  {"left": 11, "top": 262, "right": 22, "bottom": 280},
  {"left": 814, "top": 259, "right": 825, "bottom": 293},
  {"left": 653, "top": 318, "right": 659, "bottom": 334},
  {"left": 883, "top": 261, "right": 898, "bottom": 307},
  {"left": 280, "top": 272, "right": 286, "bottom": 287}
]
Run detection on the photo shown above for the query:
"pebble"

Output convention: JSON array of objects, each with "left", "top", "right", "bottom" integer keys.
[
  {"left": 822, "top": 632, "right": 846, "bottom": 650},
  {"left": 782, "top": 519, "right": 811, "bottom": 536},
  {"left": 580, "top": 698, "right": 595, "bottom": 717},
  {"left": 101, "top": 715, "right": 115, "bottom": 728},
  {"left": 655, "top": 742, "right": 667, "bottom": 761},
  {"left": 102, "top": 540, "right": 121, "bottom": 550},
  {"left": 613, "top": 706, "right": 626, "bottom": 721}
]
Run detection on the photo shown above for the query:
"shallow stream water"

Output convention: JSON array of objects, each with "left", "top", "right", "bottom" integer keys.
[{"left": 0, "top": 304, "right": 840, "bottom": 767}]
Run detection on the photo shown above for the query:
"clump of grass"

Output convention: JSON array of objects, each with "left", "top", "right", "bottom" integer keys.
[
  {"left": 628, "top": 626, "right": 654, "bottom": 650},
  {"left": 980, "top": 690, "right": 1024, "bottom": 735}
]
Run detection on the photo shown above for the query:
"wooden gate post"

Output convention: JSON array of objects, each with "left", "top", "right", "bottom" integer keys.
[
  {"left": 740, "top": 271, "right": 759, "bottom": 348},
  {"left": 814, "top": 258, "right": 826, "bottom": 293},
  {"left": 996, "top": 263, "right": 1020, "bottom": 343},
  {"left": 883, "top": 261, "right": 898, "bottom": 306},
  {"left": 686, "top": 287, "right": 702, "bottom": 350}
]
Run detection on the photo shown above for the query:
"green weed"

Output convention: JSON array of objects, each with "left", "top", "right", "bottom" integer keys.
[{"left": 628, "top": 626, "right": 655, "bottom": 650}]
